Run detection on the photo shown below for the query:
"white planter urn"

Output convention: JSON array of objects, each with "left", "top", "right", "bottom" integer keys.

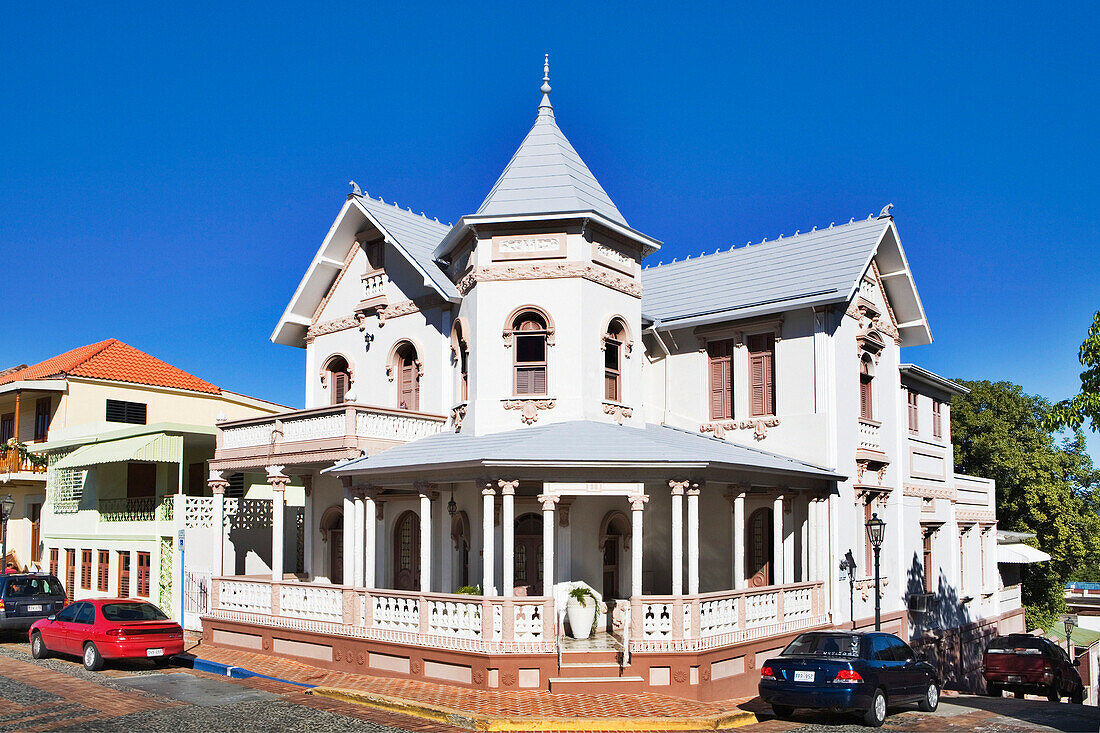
[{"left": 566, "top": 594, "right": 597, "bottom": 640}]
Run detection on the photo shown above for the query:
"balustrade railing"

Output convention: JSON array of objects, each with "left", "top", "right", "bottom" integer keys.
[
  {"left": 98, "top": 496, "right": 158, "bottom": 522},
  {"left": 999, "top": 584, "right": 1022, "bottom": 611},
  {"left": 0, "top": 449, "right": 46, "bottom": 474},
  {"left": 858, "top": 418, "right": 882, "bottom": 451},
  {"left": 218, "top": 404, "right": 448, "bottom": 452}
]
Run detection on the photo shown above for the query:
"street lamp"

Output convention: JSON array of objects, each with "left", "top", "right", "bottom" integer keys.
[
  {"left": 0, "top": 493, "right": 15, "bottom": 572},
  {"left": 1063, "top": 614, "right": 1077, "bottom": 657},
  {"left": 866, "top": 512, "right": 886, "bottom": 630}
]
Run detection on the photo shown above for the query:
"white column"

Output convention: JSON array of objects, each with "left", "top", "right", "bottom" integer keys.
[
  {"left": 670, "top": 480, "right": 687, "bottom": 595},
  {"left": 629, "top": 494, "right": 648, "bottom": 597},
  {"left": 363, "top": 491, "right": 376, "bottom": 588},
  {"left": 342, "top": 487, "right": 354, "bottom": 585},
  {"left": 418, "top": 490, "right": 432, "bottom": 593},
  {"left": 267, "top": 466, "right": 289, "bottom": 582},
  {"left": 687, "top": 484, "right": 700, "bottom": 595},
  {"left": 500, "top": 480, "right": 517, "bottom": 596},
  {"left": 302, "top": 477, "right": 314, "bottom": 578},
  {"left": 481, "top": 483, "right": 496, "bottom": 595},
  {"left": 772, "top": 494, "right": 784, "bottom": 586},
  {"left": 538, "top": 494, "right": 558, "bottom": 593},
  {"left": 733, "top": 492, "right": 745, "bottom": 589},
  {"left": 353, "top": 490, "right": 365, "bottom": 587},
  {"left": 208, "top": 473, "right": 227, "bottom": 577},
  {"left": 807, "top": 498, "right": 818, "bottom": 583}
]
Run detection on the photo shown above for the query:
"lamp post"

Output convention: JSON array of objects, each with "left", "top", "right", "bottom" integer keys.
[
  {"left": 866, "top": 512, "right": 886, "bottom": 630},
  {"left": 0, "top": 493, "right": 15, "bottom": 572},
  {"left": 1063, "top": 614, "right": 1077, "bottom": 657}
]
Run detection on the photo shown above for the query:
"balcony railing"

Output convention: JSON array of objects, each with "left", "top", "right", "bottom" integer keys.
[
  {"left": 99, "top": 496, "right": 158, "bottom": 522},
  {"left": 209, "top": 577, "right": 556, "bottom": 654},
  {"left": 999, "top": 584, "right": 1022, "bottom": 611},
  {"left": 857, "top": 418, "right": 882, "bottom": 452},
  {"left": 0, "top": 449, "right": 46, "bottom": 475}
]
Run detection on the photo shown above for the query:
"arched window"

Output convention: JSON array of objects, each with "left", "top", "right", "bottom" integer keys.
[
  {"left": 395, "top": 343, "right": 420, "bottom": 411},
  {"left": 452, "top": 319, "right": 470, "bottom": 402},
  {"left": 512, "top": 312, "right": 548, "bottom": 396},
  {"left": 859, "top": 354, "right": 875, "bottom": 420},
  {"left": 393, "top": 510, "right": 420, "bottom": 590},
  {"left": 324, "top": 356, "right": 351, "bottom": 405},
  {"left": 603, "top": 319, "right": 626, "bottom": 402}
]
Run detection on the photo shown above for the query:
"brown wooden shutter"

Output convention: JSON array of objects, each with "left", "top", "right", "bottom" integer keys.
[
  {"left": 860, "top": 376, "right": 873, "bottom": 420},
  {"left": 97, "top": 550, "right": 109, "bottom": 592},
  {"left": 399, "top": 360, "right": 418, "bottom": 410},
  {"left": 333, "top": 371, "right": 348, "bottom": 404},
  {"left": 81, "top": 550, "right": 91, "bottom": 589},
  {"left": 908, "top": 391, "right": 919, "bottom": 433},
  {"left": 707, "top": 341, "right": 732, "bottom": 420},
  {"left": 748, "top": 335, "right": 774, "bottom": 417},
  {"left": 932, "top": 401, "right": 942, "bottom": 438},
  {"left": 531, "top": 367, "right": 546, "bottom": 396},
  {"left": 118, "top": 552, "right": 130, "bottom": 597},
  {"left": 923, "top": 533, "right": 933, "bottom": 592}
]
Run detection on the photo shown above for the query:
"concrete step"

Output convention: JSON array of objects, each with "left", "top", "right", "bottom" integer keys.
[
  {"left": 548, "top": 675, "right": 645, "bottom": 694},
  {"left": 555, "top": 661, "right": 622, "bottom": 679},
  {"left": 559, "top": 648, "right": 620, "bottom": 666}
]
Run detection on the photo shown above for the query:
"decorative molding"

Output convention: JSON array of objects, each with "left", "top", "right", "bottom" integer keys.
[
  {"left": 497, "top": 479, "right": 519, "bottom": 495},
  {"left": 450, "top": 403, "right": 467, "bottom": 429},
  {"left": 502, "top": 304, "right": 556, "bottom": 348},
  {"left": 668, "top": 479, "right": 690, "bottom": 496},
  {"left": 903, "top": 483, "right": 954, "bottom": 500},
  {"left": 502, "top": 398, "right": 556, "bottom": 424},
  {"left": 307, "top": 316, "right": 361, "bottom": 342},
  {"left": 491, "top": 233, "right": 567, "bottom": 261},
  {"left": 310, "top": 242, "right": 360, "bottom": 323},
  {"left": 558, "top": 497, "right": 573, "bottom": 527},
  {"left": 456, "top": 262, "right": 642, "bottom": 298},
  {"left": 602, "top": 402, "right": 633, "bottom": 425},
  {"left": 628, "top": 493, "right": 649, "bottom": 511},
  {"left": 955, "top": 508, "right": 996, "bottom": 523},
  {"left": 591, "top": 241, "right": 636, "bottom": 275},
  {"left": 537, "top": 493, "right": 560, "bottom": 512},
  {"left": 695, "top": 316, "right": 784, "bottom": 350},
  {"left": 855, "top": 576, "right": 890, "bottom": 601},
  {"left": 700, "top": 417, "right": 780, "bottom": 441}
]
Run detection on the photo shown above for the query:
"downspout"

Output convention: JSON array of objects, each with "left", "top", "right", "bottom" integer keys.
[{"left": 646, "top": 321, "right": 672, "bottom": 425}]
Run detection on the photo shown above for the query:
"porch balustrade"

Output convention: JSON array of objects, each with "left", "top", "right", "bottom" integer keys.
[
  {"left": 857, "top": 418, "right": 881, "bottom": 451},
  {"left": 208, "top": 576, "right": 556, "bottom": 653},
  {"left": 0, "top": 450, "right": 45, "bottom": 475},
  {"left": 98, "top": 496, "right": 158, "bottom": 522},
  {"left": 628, "top": 581, "right": 826, "bottom": 653}
]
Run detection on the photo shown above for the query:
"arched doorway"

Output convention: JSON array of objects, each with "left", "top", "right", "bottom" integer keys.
[
  {"left": 320, "top": 506, "right": 343, "bottom": 585},
  {"left": 747, "top": 507, "right": 773, "bottom": 587},
  {"left": 393, "top": 510, "right": 420, "bottom": 590},
  {"left": 599, "top": 511, "right": 630, "bottom": 600},
  {"left": 451, "top": 511, "right": 471, "bottom": 590},
  {"left": 514, "top": 513, "right": 544, "bottom": 595}
]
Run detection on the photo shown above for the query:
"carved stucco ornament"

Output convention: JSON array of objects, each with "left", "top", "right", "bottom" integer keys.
[
  {"left": 700, "top": 417, "right": 780, "bottom": 441},
  {"left": 502, "top": 399, "right": 556, "bottom": 424},
  {"left": 602, "top": 403, "right": 633, "bottom": 425}
]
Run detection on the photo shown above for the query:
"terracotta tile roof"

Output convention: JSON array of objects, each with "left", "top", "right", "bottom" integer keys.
[{"left": 0, "top": 339, "right": 221, "bottom": 394}]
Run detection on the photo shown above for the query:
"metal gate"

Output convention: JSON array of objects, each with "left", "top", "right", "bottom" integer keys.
[{"left": 183, "top": 570, "right": 212, "bottom": 631}]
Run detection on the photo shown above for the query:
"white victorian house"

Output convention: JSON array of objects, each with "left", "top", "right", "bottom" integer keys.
[{"left": 201, "top": 62, "right": 1020, "bottom": 699}]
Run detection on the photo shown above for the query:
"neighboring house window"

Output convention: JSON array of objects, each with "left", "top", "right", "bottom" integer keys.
[
  {"left": 28, "top": 503, "right": 41, "bottom": 562},
  {"left": 118, "top": 552, "right": 131, "bottom": 597},
  {"left": 225, "top": 472, "right": 245, "bottom": 499},
  {"left": 908, "top": 390, "right": 919, "bottom": 434},
  {"left": 0, "top": 413, "right": 12, "bottom": 444},
  {"left": 81, "top": 549, "right": 92, "bottom": 590},
  {"left": 859, "top": 356, "right": 874, "bottom": 420},
  {"left": 34, "top": 397, "right": 50, "bottom": 442},
  {"left": 708, "top": 340, "right": 733, "bottom": 420},
  {"left": 325, "top": 356, "right": 351, "bottom": 405},
  {"left": 126, "top": 463, "right": 157, "bottom": 500},
  {"left": 97, "top": 550, "right": 109, "bottom": 592},
  {"left": 136, "top": 552, "right": 150, "bottom": 597},
  {"left": 65, "top": 549, "right": 75, "bottom": 598},
  {"left": 513, "top": 313, "right": 549, "bottom": 396},
  {"left": 106, "top": 399, "right": 146, "bottom": 425},
  {"left": 49, "top": 548, "right": 58, "bottom": 577},
  {"left": 932, "top": 400, "right": 943, "bottom": 439},
  {"left": 604, "top": 319, "right": 625, "bottom": 402},
  {"left": 922, "top": 531, "right": 933, "bottom": 593},
  {"left": 394, "top": 343, "right": 420, "bottom": 410},
  {"left": 747, "top": 333, "right": 775, "bottom": 417}
]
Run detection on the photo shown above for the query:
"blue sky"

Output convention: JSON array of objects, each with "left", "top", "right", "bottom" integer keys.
[{"left": 3, "top": 3, "right": 1098, "bottom": 452}]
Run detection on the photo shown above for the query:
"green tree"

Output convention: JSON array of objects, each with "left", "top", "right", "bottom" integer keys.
[
  {"left": 1045, "top": 310, "right": 1100, "bottom": 433},
  {"left": 951, "top": 380, "right": 1100, "bottom": 630}
]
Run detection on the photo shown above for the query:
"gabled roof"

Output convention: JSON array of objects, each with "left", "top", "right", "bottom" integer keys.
[
  {"left": 327, "top": 420, "right": 842, "bottom": 483},
  {"left": 475, "top": 96, "right": 627, "bottom": 226},
  {"left": 0, "top": 339, "right": 221, "bottom": 394},
  {"left": 640, "top": 215, "right": 932, "bottom": 346},
  {"left": 351, "top": 195, "right": 457, "bottom": 300},
  {"left": 899, "top": 364, "right": 969, "bottom": 396}
]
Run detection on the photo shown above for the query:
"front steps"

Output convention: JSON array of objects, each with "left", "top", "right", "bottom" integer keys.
[{"left": 549, "top": 647, "right": 645, "bottom": 693}]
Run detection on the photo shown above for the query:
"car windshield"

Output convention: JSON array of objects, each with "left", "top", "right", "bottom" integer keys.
[
  {"left": 5, "top": 577, "right": 65, "bottom": 598},
  {"left": 782, "top": 633, "right": 861, "bottom": 657},
  {"left": 101, "top": 602, "right": 169, "bottom": 622}
]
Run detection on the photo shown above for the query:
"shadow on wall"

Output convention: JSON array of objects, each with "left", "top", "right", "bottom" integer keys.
[{"left": 226, "top": 500, "right": 305, "bottom": 576}]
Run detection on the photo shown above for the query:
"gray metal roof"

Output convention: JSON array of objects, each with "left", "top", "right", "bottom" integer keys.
[
  {"left": 641, "top": 217, "right": 890, "bottom": 327},
  {"left": 476, "top": 106, "right": 628, "bottom": 226},
  {"left": 353, "top": 195, "right": 459, "bottom": 300},
  {"left": 326, "top": 420, "right": 842, "bottom": 481},
  {"left": 899, "top": 364, "right": 969, "bottom": 396}
]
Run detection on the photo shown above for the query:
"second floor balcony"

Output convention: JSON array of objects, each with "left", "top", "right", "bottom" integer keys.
[{"left": 0, "top": 447, "right": 47, "bottom": 476}]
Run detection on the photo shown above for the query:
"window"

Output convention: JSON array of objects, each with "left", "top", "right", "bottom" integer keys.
[
  {"left": 932, "top": 401, "right": 943, "bottom": 439},
  {"left": 364, "top": 240, "right": 385, "bottom": 272},
  {"left": 54, "top": 603, "right": 80, "bottom": 622},
  {"left": 74, "top": 602, "right": 95, "bottom": 625},
  {"left": 49, "top": 548, "right": 58, "bottom": 577},
  {"left": 922, "top": 531, "right": 933, "bottom": 593},
  {"left": 860, "top": 357, "right": 874, "bottom": 420},
  {"left": 102, "top": 602, "right": 168, "bottom": 621},
  {"left": 459, "top": 341, "right": 469, "bottom": 401},
  {"left": 118, "top": 551, "right": 131, "bottom": 597},
  {"left": 225, "top": 473, "right": 245, "bottom": 499},
  {"left": 0, "top": 413, "right": 13, "bottom": 444},
  {"left": 908, "top": 391, "right": 919, "bottom": 433},
  {"left": 34, "top": 397, "right": 50, "bottom": 442},
  {"left": 136, "top": 552, "right": 150, "bottom": 597},
  {"left": 604, "top": 319, "right": 625, "bottom": 402},
  {"left": 707, "top": 340, "right": 733, "bottom": 420},
  {"left": 395, "top": 343, "right": 420, "bottom": 410},
  {"left": 80, "top": 549, "right": 92, "bottom": 590},
  {"left": 126, "top": 463, "right": 157, "bottom": 499},
  {"left": 187, "top": 462, "right": 204, "bottom": 496},
  {"left": 513, "top": 313, "right": 548, "bottom": 396},
  {"left": 959, "top": 530, "right": 967, "bottom": 591},
  {"left": 28, "top": 503, "right": 41, "bottom": 562},
  {"left": 106, "top": 400, "right": 146, "bottom": 425},
  {"left": 65, "top": 549, "right": 75, "bottom": 598},
  {"left": 747, "top": 334, "right": 775, "bottom": 417},
  {"left": 97, "top": 550, "right": 109, "bottom": 592},
  {"left": 325, "top": 356, "right": 351, "bottom": 405}
]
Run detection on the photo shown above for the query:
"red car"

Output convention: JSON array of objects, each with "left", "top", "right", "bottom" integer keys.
[
  {"left": 982, "top": 633, "right": 1086, "bottom": 703},
  {"left": 28, "top": 598, "right": 184, "bottom": 671}
]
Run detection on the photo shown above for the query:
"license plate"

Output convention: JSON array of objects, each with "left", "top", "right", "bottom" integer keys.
[
  {"left": 146, "top": 648, "right": 164, "bottom": 657},
  {"left": 1006, "top": 675, "right": 1021, "bottom": 682},
  {"left": 25, "top": 605, "right": 42, "bottom": 613},
  {"left": 794, "top": 670, "right": 815, "bottom": 682}
]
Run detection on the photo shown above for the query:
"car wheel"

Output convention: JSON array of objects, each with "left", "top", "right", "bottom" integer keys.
[
  {"left": 1014, "top": 690, "right": 1024, "bottom": 699},
  {"left": 1071, "top": 687, "right": 1084, "bottom": 704},
  {"left": 918, "top": 681, "right": 940, "bottom": 712},
  {"left": 82, "top": 642, "right": 104, "bottom": 671},
  {"left": 863, "top": 688, "right": 887, "bottom": 727},
  {"left": 30, "top": 633, "right": 49, "bottom": 660},
  {"left": 771, "top": 704, "right": 795, "bottom": 719},
  {"left": 1046, "top": 684, "right": 1060, "bottom": 703},
  {"left": 986, "top": 682, "right": 1001, "bottom": 697}
]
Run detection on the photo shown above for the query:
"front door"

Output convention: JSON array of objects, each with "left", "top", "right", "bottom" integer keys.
[
  {"left": 393, "top": 511, "right": 420, "bottom": 591},
  {"left": 602, "top": 536, "right": 620, "bottom": 600},
  {"left": 747, "top": 508, "right": 772, "bottom": 587},
  {"left": 514, "top": 513, "right": 543, "bottom": 595},
  {"left": 329, "top": 528, "right": 343, "bottom": 585}
]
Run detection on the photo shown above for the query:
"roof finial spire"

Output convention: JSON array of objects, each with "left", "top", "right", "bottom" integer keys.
[{"left": 538, "top": 53, "right": 554, "bottom": 118}]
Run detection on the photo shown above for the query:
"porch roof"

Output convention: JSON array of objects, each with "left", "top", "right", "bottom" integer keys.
[{"left": 326, "top": 420, "right": 844, "bottom": 484}]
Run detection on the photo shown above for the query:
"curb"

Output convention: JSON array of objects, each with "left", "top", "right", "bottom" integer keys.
[
  {"left": 307, "top": 686, "right": 759, "bottom": 731},
  {"left": 181, "top": 656, "right": 316, "bottom": 689}
]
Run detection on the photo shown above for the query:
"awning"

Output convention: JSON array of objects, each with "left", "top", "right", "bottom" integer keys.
[
  {"left": 998, "top": 543, "right": 1051, "bottom": 564},
  {"left": 53, "top": 434, "right": 183, "bottom": 469}
]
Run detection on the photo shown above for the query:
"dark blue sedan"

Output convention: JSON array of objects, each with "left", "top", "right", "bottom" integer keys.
[{"left": 758, "top": 631, "right": 941, "bottom": 727}]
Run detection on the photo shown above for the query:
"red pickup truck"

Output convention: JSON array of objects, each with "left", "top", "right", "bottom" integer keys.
[{"left": 982, "top": 634, "right": 1085, "bottom": 703}]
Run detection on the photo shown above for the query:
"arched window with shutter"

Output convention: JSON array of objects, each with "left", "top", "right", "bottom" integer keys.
[
  {"left": 603, "top": 319, "right": 626, "bottom": 402},
  {"left": 747, "top": 333, "right": 775, "bottom": 417},
  {"left": 394, "top": 342, "right": 420, "bottom": 410},
  {"left": 860, "top": 354, "right": 875, "bottom": 420},
  {"left": 512, "top": 312, "right": 549, "bottom": 396},
  {"left": 324, "top": 356, "right": 352, "bottom": 405},
  {"left": 707, "top": 340, "right": 733, "bottom": 420}
]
